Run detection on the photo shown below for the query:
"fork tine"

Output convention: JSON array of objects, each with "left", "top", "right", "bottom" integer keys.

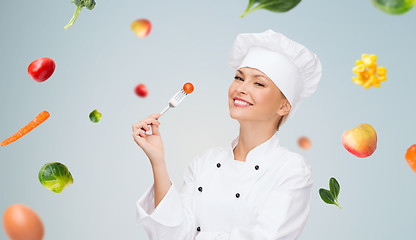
[
  {"left": 174, "top": 93, "right": 181, "bottom": 101},
  {"left": 177, "top": 95, "right": 186, "bottom": 103},
  {"left": 175, "top": 90, "right": 184, "bottom": 100}
]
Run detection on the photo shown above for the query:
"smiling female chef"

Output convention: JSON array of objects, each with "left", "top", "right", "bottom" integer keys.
[{"left": 132, "top": 29, "right": 322, "bottom": 240}]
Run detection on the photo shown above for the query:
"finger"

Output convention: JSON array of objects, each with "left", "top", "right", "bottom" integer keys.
[
  {"left": 150, "top": 113, "right": 162, "bottom": 120},
  {"left": 133, "top": 122, "right": 146, "bottom": 131},
  {"left": 151, "top": 122, "right": 160, "bottom": 136},
  {"left": 132, "top": 123, "right": 140, "bottom": 132},
  {"left": 133, "top": 123, "right": 147, "bottom": 134},
  {"left": 138, "top": 128, "right": 147, "bottom": 137},
  {"left": 134, "top": 124, "right": 150, "bottom": 136},
  {"left": 143, "top": 118, "right": 160, "bottom": 127},
  {"left": 142, "top": 124, "right": 150, "bottom": 132},
  {"left": 135, "top": 120, "right": 152, "bottom": 130},
  {"left": 132, "top": 132, "right": 146, "bottom": 146}
]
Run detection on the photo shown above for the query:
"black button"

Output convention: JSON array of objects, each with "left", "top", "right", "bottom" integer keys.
[
  {"left": 255, "top": 165, "right": 259, "bottom": 170},
  {"left": 198, "top": 186, "right": 203, "bottom": 192},
  {"left": 197, "top": 227, "right": 201, "bottom": 232},
  {"left": 236, "top": 193, "right": 240, "bottom": 198},
  {"left": 217, "top": 163, "right": 221, "bottom": 168}
]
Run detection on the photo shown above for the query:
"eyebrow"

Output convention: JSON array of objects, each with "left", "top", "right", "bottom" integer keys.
[
  {"left": 254, "top": 74, "right": 267, "bottom": 80},
  {"left": 237, "top": 70, "right": 268, "bottom": 82}
]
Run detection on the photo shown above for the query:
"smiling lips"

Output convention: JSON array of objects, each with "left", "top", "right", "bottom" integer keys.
[{"left": 233, "top": 97, "right": 253, "bottom": 107}]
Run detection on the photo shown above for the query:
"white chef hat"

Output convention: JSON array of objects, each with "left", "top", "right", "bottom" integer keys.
[{"left": 228, "top": 29, "right": 322, "bottom": 118}]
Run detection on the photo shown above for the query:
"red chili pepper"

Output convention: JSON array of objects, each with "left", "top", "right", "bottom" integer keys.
[{"left": 27, "top": 57, "right": 56, "bottom": 82}]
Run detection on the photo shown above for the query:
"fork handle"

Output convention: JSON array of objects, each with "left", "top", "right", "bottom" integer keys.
[{"left": 160, "top": 105, "right": 170, "bottom": 116}]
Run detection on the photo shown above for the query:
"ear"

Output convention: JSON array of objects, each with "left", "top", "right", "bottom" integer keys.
[{"left": 277, "top": 100, "right": 291, "bottom": 116}]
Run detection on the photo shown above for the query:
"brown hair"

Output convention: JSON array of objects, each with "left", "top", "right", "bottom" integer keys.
[
  {"left": 276, "top": 90, "right": 290, "bottom": 131},
  {"left": 276, "top": 114, "right": 289, "bottom": 131}
]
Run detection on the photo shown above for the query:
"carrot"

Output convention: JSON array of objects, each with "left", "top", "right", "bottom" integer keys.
[{"left": 1, "top": 110, "right": 50, "bottom": 146}]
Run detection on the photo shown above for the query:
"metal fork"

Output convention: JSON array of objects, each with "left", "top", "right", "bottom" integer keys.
[
  {"left": 144, "top": 88, "right": 188, "bottom": 134},
  {"left": 160, "top": 89, "right": 188, "bottom": 117}
]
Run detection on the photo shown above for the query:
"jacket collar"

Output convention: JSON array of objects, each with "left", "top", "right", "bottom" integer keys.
[{"left": 229, "top": 131, "right": 280, "bottom": 163}]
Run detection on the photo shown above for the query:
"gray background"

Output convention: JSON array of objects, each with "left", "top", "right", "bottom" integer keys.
[{"left": 1, "top": 0, "right": 415, "bottom": 239}]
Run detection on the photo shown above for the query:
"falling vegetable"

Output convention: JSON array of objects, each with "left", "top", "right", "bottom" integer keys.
[
  {"left": 64, "top": 0, "right": 96, "bottom": 30},
  {"left": 38, "top": 162, "right": 73, "bottom": 193},
  {"left": 1, "top": 111, "right": 50, "bottom": 147},
  {"left": 372, "top": 0, "right": 416, "bottom": 15},
  {"left": 240, "top": 0, "right": 301, "bottom": 17},
  {"left": 405, "top": 144, "right": 416, "bottom": 174},
  {"left": 27, "top": 57, "right": 56, "bottom": 82},
  {"left": 135, "top": 83, "right": 148, "bottom": 97},
  {"left": 89, "top": 109, "right": 102, "bottom": 123},
  {"left": 319, "top": 177, "right": 341, "bottom": 209}
]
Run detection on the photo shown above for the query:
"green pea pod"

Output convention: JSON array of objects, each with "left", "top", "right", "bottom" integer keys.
[{"left": 372, "top": 0, "right": 416, "bottom": 15}]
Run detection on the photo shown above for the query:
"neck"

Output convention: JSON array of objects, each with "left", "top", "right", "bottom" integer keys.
[{"left": 233, "top": 121, "right": 277, "bottom": 162}]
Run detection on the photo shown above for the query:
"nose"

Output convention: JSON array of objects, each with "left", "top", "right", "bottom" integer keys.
[{"left": 236, "top": 81, "right": 248, "bottom": 94}]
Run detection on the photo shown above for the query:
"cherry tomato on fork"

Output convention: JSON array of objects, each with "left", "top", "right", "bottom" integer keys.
[{"left": 183, "top": 82, "right": 194, "bottom": 94}]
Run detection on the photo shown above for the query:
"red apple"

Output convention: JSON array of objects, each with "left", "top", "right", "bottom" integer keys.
[
  {"left": 131, "top": 19, "right": 151, "bottom": 38},
  {"left": 342, "top": 123, "right": 377, "bottom": 158}
]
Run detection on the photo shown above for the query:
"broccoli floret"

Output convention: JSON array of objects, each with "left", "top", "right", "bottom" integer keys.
[{"left": 64, "top": 0, "right": 96, "bottom": 30}]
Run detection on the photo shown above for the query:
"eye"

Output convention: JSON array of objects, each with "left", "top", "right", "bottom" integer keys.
[
  {"left": 255, "top": 82, "right": 265, "bottom": 87},
  {"left": 234, "top": 76, "right": 244, "bottom": 81}
]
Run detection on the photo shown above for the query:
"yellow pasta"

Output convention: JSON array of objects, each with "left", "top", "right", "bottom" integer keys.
[{"left": 352, "top": 54, "right": 387, "bottom": 89}]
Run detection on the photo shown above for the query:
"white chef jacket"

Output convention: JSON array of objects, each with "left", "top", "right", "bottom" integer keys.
[{"left": 136, "top": 131, "right": 313, "bottom": 240}]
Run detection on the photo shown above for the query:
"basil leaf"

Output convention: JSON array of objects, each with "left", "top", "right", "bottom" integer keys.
[
  {"left": 241, "top": 0, "right": 301, "bottom": 17},
  {"left": 256, "top": 0, "right": 302, "bottom": 13},
  {"left": 329, "top": 177, "right": 340, "bottom": 201},
  {"left": 319, "top": 189, "right": 336, "bottom": 205}
]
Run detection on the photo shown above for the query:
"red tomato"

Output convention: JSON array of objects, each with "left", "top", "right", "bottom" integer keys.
[
  {"left": 27, "top": 57, "right": 55, "bottom": 82},
  {"left": 183, "top": 82, "right": 194, "bottom": 94},
  {"left": 135, "top": 83, "right": 148, "bottom": 97},
  {"left": 405, "top": 144, "right": 416, "bottom": 174}
]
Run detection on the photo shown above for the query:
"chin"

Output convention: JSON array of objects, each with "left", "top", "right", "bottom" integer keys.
[{"left": 229, "top": 109, "right": 252, "bottom": 121}]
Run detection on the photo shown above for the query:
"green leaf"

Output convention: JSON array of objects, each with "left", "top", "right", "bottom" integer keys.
[
  {"left": 371, "top": 0, "right": 416, "bottom": 15},
  {"left": 319, "top": 188, "right": 336, "bottom": 205},
  {"left": 329, "top": 177, "right": 340, "bottom": 201},
  {"left": 256, "top": 0, "right": 302, "bottom": 13},
  {"left": 240, "top": 0, "right": 301, "bottom": 17}
]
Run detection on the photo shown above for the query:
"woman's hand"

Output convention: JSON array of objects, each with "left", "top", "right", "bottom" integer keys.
[{"left": 132, "top": 113, "right": 164, "bottom": 165}]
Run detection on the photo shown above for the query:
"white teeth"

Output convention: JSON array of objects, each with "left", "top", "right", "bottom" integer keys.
[{"left": 234, "top": 100, "right": 251, "bottom": 106}]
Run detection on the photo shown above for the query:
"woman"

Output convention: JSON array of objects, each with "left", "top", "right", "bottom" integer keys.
[{"left": 132, "top": 29, "right": 322, "bottom": 240}]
